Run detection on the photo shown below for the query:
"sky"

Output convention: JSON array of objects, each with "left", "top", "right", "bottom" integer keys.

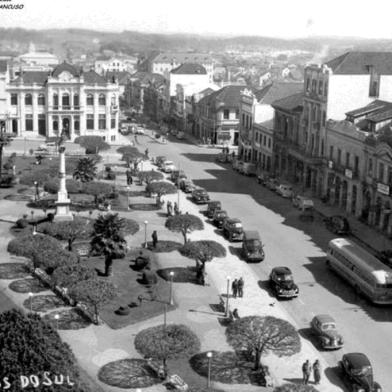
[{"left": 2, "top": 0, "right": 392, "bottom": 39}]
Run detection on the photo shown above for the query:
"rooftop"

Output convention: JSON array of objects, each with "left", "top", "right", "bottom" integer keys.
[
  {"left": 152, "top": 52, "right": 212, "bottom": 64},
  {"left": 171, "top": 63, "right": 207, "bottom": 75},
  {"left": 325, "top": 51, "right": 392, "bottom": 75},
  {"left": 199, "top": 85, "right": 248, "bottom": 108},
  {"left": 255, "top": 82, "right": 303, "bottom": 104},
  {"left": 272, "top": 92, "right": 304, "bottom": 113}
]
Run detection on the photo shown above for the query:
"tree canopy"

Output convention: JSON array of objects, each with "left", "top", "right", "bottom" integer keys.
[
  {"left": 179, "top": 240, "right": 226, "bottom": 264},
  {"left": 146, "top": 181, "right": 177, "bottom": 197},
  {"left": 73, "top": 157, "right": 98, "bottom": 183},
  {"left": 274, "top": 384, "right": 319, "bottom": 392},
  {"left": 74, "top": 136, "right": 110, "bottom": 153},
  {"left": 0, "top": 309, "right": 89, "bottom": 391},
  {"left": 226, "top": 316, "right": 301, "bottom": 370},
  {"left": 138, "top": 170, "right": 164, "bottom": 183},
  {"left": 52, "top": 263, "right": 96, "bottom": 289},
  {"left": 165, "top": 214, "right": 204, "bottom": 244}
]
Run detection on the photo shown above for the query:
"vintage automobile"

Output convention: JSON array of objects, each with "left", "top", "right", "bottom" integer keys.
[
  {"left": 310, "top": 314, "right": 344, "bottom": 350},
  {"left": 176, "top": 131, "right": 185, "bottom": 140},
  {"left": 239, "top": 162, "right": 257, "bottom": 176},
  {"left": 276, "top": 183, "right": 294, "bottom": 198},
  {"left": 161, "top": 161, "right": 176, "bottom": 173},
  {"left": 192, "top": 188, "right": 210, "bottom": 204},
  {"left": 222, "top": 218, "right": 244, "bottom": 242},
  {"left": 212, "top": 210, "right": 228, "bottom": 228},
  {"left": 216, "top": 153, "right": 231, "bottom": 163},
  {"left": 156, "top": 156, "right": 167, "bottom": 168},
  {"left": 206, "top": 200, "right": 222, "bottom": 219},
  {"left": 324, "top": 215, "right": 351, "bottom": 235},
  {"left": 170, "top": 170, "right": 186, "bottom": 183},
  {"left": 265, "top": 177, "right": 279, "bottom": 191},
  {"left": 292, "top": 195, "right": 314, "bottom": 210},
  {"left": 179, "top": 178, "right": 195, "bottom": 193},
  {"left": 339, "top": 353, "right": 382, "bottom": 392},
  {"left": 232, "top": 159, "right": 243, "bottom": 171},
  {"left": 242, "top": 230, "right": 264, "bottom": 262},
  {"left": 269, "top": 266, "right": 299, "bottom": 299}
]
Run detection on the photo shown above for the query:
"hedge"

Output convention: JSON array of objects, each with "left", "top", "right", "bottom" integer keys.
[{"left": 43, "top": 178, "right": 82, "bottom": 194}]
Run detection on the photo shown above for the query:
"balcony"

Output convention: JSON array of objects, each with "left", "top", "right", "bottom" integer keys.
[
  {"left": 48, "top": 106, "right": 82, "bottom": 112},
  {"left": 111, "top": 105, "right": 119, "bottom": 112}
]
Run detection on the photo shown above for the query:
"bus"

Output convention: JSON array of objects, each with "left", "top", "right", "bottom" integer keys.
[{"left": 327, "top": 238, "right": 392, "bottom": 305}]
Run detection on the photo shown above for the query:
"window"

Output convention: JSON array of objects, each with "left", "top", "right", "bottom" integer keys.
[
  {"left": 74, "top": 115, "right": 80, "bottom": 132},
  {"left": 268, "top": 138, "right": 271, "bottom": 149},
  {"left": 337, "top": 149, "right": 342, "bottom": 165},
  {"left": 111, "top": 117, "right": 116, "bottom": 129},
  {"left": 379, "top": 163, "right": 385, "bottom": 182},
  {"left": 368, "top": 158, "right": 373, "bottom": 175},
  {"left": 53, "top": 94, "right": 58, "bottom": 109},
  {"left": 11, "top": 94, "right": 17, "bottom": 105},
  {"left": 369, "top": 70, "right": 380, "bottom": 98},
  {"left": 322, "top": 111, "right": 326, "bottom": 127},
  {"left": 73, "top": 94, "right": 79, "bottom": 108},
  {"left": 99, "top": 114, "right": 106, "bottom": 129},
  {"left": 311, "top": 79, "right": 317, "bottom": 93},
  {"left": 111, "top": 94, "right": 116, "bottom": 106},
  {"left": 62, "top": 93, "right": 70, "bottom": 108},
  {"left": 388, "top": 166, "right": 392, "bottom": 186},
  {"left": 111, "top": 135, "right": 116, "bottom": 142},
  {"left": 329, "top": 146, "right": 334, "bottom": 160},
  {"left": 86, "top": 94, "right": 94, "bottom": 106},
  {"left": 306, "top": 77, "right": 310, "bottom": 91},
  {"left": 321, "top": 139, "right": 324, "bottom": 156},
  {"left": 98, "top": 94, "right": 106, "bottom": 106},
  {"left": 354, "top": 156, "right": 359, "bottom": 174},
  {"left": 235, "top": 109, "right": 239, "bottom": 119},
  {"left": 38, "top": 114, "right": 46, "bottom": 134},
  {"left": 25, "top": 94, "right": 32, "bottom": 106},
  {"left": 25, "top": 114, "right": 33, "bottom": 131},
  {"left": 242, "top": 113, "right": 245, "bottom": 126},
  {"left": 324, "top": 80, "right": 328, "bottom": 97},
  {"left": 86, "top": 114, "right": 94, "bottom": 130},
  {"left": 346, "top": 152, "right": 350, "bottom": 168},
  {"left": 53, "top": 115, "right": 59, "bottom": 132},
  {"left": 318, "top": 80, "right": 323, "bottom": 95},
  {"left": 263, "top": 135, "right": 267, "bottom": 146},
  {"left": 223, "top": 109, "right": 229, "bottom": 120},
  {"left": 38, "top": 94, "right": 45, "bottom": 106}
]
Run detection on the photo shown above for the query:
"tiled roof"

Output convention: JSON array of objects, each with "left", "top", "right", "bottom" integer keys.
[
  {"left": 0, "top": 60, "right": 7, "bottom": 73},
  {"left": 171, "top": 63, "right": 207, "bottom": 75},
  {"left": 254, "top": 82, "right": 303, "bottom": 104},
  {"left": 272, "top": 92, "right": 304, "bottom": 112},
  {"left": 345, "top": 100, "right": 392, "bottom": 118},
  {"left": 325, "top": 52, "right": 392, "bottom": 75},
  {"left": 11, "top": 71, "right": 49, "bottom": 85},
  {"left": 83, "top": 70, "right": 107, "bottom": 84},
  {"left": 368, "top": 108, "right": 392, "bottom": 122},
  {"left": 105, "top": 71, "right": 131, "bottom": 84},
  {"left": 199, "top": 85, "right": 247, "bottom": 108},
  {"left": 152, "top": 52, "right": 212, "bottom": 64},
  {"left": 52, "top": 61, "right": 80, "bottom": 77}
]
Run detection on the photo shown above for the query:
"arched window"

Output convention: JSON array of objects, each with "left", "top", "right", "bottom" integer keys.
[
  {"left": 86, "top": 94, "right": 94, "bottom": 106},
  {"left": 73, "top": 94, "right": 79, "bottom": 108},
  {"left": 111, "top": 94, "right": 117, "bottom": 106},
  {"left": 62, "top": 93, "right": 70, "bottom": 108},
  {"left": 98, "top": 94, "right": 106, "bottom": 106},
  {"left": 37, "top": 94, "right": 45, "bottom": 106},
  {"left": 24, "top": 94, "right": 32, "bottom": 106},
  {"left": 53, "top": 94, "right": 58, "bottom": 109}
]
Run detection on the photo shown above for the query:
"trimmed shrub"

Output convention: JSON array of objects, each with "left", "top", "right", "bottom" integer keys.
[
  {"left": 15, "top": 218, "right": 29, "bottom": 229},
  {"left": 52, "top": 263, "right": 96, "bottom": 289},
  {"left": 19, "top": 170, "right": 50, "bottom": 186},
  {"left": 74, "top": 136, "right": 110, "bottom": 152},
  {"left": 44, "top": 178, "right": 82, "bottom": 194},
  {"left": 180, "top": 240, "right": 226, "bottom": 262},
  {"left": 82, "top": 181, "right": 113, "bottom": 197}
]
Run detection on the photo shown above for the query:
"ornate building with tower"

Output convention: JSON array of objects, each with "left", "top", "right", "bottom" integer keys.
[{"left": 5, "top": 62, "right": 120, "bottom": 143}]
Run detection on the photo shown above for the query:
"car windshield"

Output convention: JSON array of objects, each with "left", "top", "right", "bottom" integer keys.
[
  {"left": 246, "top": 239, "right": 262, "bottom": 248},
  {"left": 321, "top": 323, "right": 336, "bottom": 331},
  {"left": 351, "top": 365, "right": 372, "bottom": 376},
  {"left": 277, "top": 274, "right": 293, "bottom": 281},
  {"left": 232, "top": 222, "right": 242, "bottom": 228}
]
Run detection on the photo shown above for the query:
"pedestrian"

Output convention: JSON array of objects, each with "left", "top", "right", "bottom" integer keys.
[
  {"left": 174, "top": 202, "right": 179, "bottom": 215},
  {"left": 238, "top": 277, "right": 244, "bottom": 297},
  {"left": 145, "top": 148, "right": 149, "bottom": 157},
  {"left": 313, "top": 359, "right": 321, "bottom": 385},
  {"left": 151, "top": 230, "right": 158, "bottom": 248},
  {"left": 231, "top": 279, "right": 238, "bottom": 298},
  {"left": 126, "top": 170, "right": 133, "bottom": 185},
  {"left": 167, "top": 201, "right": 173, "bottom": 217},
  {"left": 302, "top": 360, "right": 311, "bottom": 385}
]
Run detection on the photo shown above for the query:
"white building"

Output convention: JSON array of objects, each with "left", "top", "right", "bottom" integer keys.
[
  {"left": 169, "top": 63, "right": 210, "bottom": 97},
  {"left": 95, "top": 56, "right": 138, "bottom": 75},
  {"left": 6, "top": 62, "right": 120, "bottom": 142},
  {"left": 0, "top": 60, "right": 9, "bottom": 131}
]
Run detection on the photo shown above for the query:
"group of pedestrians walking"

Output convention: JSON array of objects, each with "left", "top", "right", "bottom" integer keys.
[
  {"left": 231, "top": 277, "right": 244, "bottom": 298},
  {"left": 302, "top": 359, "right": 321, "bottom": 385}
]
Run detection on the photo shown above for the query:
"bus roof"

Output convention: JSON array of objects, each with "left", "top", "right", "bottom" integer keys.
[{"left": 329, "top": 238, "right": 392, "bottom": 283}]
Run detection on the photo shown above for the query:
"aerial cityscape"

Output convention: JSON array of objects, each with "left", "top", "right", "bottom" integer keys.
[{"left": 1, "top": 1, "right": 392, "bottom": 392}]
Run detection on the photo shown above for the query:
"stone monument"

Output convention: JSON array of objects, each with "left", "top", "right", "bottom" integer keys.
[{"left": 54, "top": 146, "right": 73, "bottom": 221}]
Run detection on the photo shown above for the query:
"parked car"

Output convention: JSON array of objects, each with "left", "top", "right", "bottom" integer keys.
[
  {"left": 135, "top": 127, "right": 145, "bottom": 135},
  {"left": 269, "top": 266, "right": 299, "bottom": 299},
  {"left": 310, "top": 314, "right": 344, "bottom": 350},
  {"left": 206, "top": 200, "right": 222, "bottom": 219},
  {"left": 265, "top": 177, "right": 279, "bottom": 191},
  {"left": 239, "top": 162, "right": 257, "bottom": 176},
  {"left": 179, "top": 179, "right": 195, "bottom": 193},
  {"left": 212, "top": 210, "right": 228, "bottom": 228},
  {"left": 242, "top": 230, "right": 264, "bottom": 262},
  {"left": 176, "top": 131, "right": 185, "bottom": 140},
  {"left": 222, "top": 218, "right": 244, "bottom": 242},
  {"left": 216, "top": 153, "right": 230, "bottom": 163},
  {"left": 156, "top": 156, "right": 167, "bottom": 168},
  {"left": 292, "top": 195, "right": 314, "bottom": 210},
  {"left": 232, "top": 159, "right": 243, "bottom": 171},
  {"left": 299, "top": 207, "right": 315, "bottom": 222},
  {"left": 324, "top": 215, "right": 350, "bottom": 235},
  {"left": 257, "top": 172, "right": 269, "bottom": 185},
  {"left": 339, "top": 353, "right": 382, "bottom": 392},
  {"left": 276, "top": 183, "right": 294, "bottom": 198},
  {"left": 162, "top": 161, "right": 176, "bottom": 173},
  {"left": 192, "top": 188, "right": 210, "bottom": 204},
  {"left": 171, "top": 170, "right": 186, "bottom": 183},
  {"left": 38, "top": 141, "right": 57, "bottom": 152}
]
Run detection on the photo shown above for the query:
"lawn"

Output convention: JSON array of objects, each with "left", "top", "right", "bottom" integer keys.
[{"left": 81, "top": 253, "right": 175, "bottom": 329}]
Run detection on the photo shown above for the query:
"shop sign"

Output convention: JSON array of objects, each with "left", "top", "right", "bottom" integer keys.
[
  {"left": 377, "top": 183, "right": 390, "bottom": 195},
  {"left": 345, "top": 169, "right": 352, "bottom": 179}
]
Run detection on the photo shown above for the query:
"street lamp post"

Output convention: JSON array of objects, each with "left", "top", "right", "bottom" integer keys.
[
  {"left": 54, "top": 314, "right": 59, "bottom": 329},
  {"left": 34, "top": 181, "right": 39, "bottom": 201},
  {"left": 28, "top": 292, "right": 33, "bottom": 312},
  {"left": 206, "top": 351, "right": 212, "bottom": 389},
  {"left": 225, "top": 276, "right": 231, "bottom": 317},
  {"left": 169, "top": 271, "right": 174, "bottom": 305},
  {"left": 113, "top": 166, "right": 117, "bottom": 187},
  {"left": 126, "top": 186, "right": 130, "bottom": 210},
  {"left": 144, "top": 220, "right": 148, "bottom": 248}
]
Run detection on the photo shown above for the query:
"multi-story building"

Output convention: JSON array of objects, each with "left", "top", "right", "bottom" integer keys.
[
  {"left": 141, "top": 52, "right": 214, "bottom": 83},
  {"left": 169, "top": 63, "right": 210, "bottom": 97},
  {"left": 0, "top": 60, "right": 9, "bottom": 132},
  {"left": 195, "top": 85, "right": 247, "bottom": 146},
  {"left": 6, "top": 62, "right": 120, "bottom": 142},
  {"left": 143, "top": 76, "right": 169, "bottom": 124},
  {"left": 95, "top": 55, "right": 138, "bottom": 75}
]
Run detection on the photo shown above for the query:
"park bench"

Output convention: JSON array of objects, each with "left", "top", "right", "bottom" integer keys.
[{"left": 166, "top": 374, "right": 188, "bottom": 391}]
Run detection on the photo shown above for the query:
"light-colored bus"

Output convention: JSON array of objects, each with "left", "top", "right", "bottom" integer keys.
[{"left": 327, "top": 238, "right": 392, "bottom": 305}]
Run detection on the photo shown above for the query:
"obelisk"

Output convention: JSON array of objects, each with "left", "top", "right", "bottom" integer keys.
[{"left": 54, "top": 146, "right": 73, "bottom": 221}]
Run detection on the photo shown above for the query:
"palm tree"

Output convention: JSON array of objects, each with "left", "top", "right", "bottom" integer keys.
[
  {"left": 0, "top": 131, "right": 13, "bottom": 179},
  {"left": 73, "top": 157, "right": 97, "bottom": 183},
  {"left": 90, "top": 213, "right": 127, "bottom": 276}
]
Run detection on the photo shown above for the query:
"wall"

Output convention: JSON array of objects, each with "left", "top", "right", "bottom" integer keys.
[{"left": 169, "top": 73, "right": 209, "bottom": 97}]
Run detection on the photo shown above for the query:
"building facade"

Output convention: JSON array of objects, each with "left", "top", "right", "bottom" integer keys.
[
  {"left": 6, "top": 62, "right": 120, "bottom": 142},
  {"left": 95, "top": 56, "right": 138, "bottom": 75}
]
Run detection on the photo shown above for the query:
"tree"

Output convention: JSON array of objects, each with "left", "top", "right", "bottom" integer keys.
[
  {"left": 73, "top": 157, "right": 97, "bottom": 183},
  {"left": 274, "top": 384, "right": 319, "bottom": 392},
  {"left": 0, "top": 131, "right": 13, "bottom": 179},
  {"left": 134, "top": 324, "right": 200, "bottom": 370},
  {"left": 39, "top": 217, "right": 92, "bottom": 251},
  {"left": 74, "top": 136, "right": 110, "bottom": 153},
  {"left": 138, "top": 170, "right": 164, "bottom": 184},
  {"left": 70, "top": 278, "right": 116, "bottom": 324},
  {"left": 90, "top": 213, "right": 127, "bottom": 276},
  {"left": 165, "top": 214, "right": 204, "bottom": 244},
  {"left": 146, "top": 181, "right": 177, "bottom": 197},
  {"left": 117, "top": 146, "right": 145, "bottom": 164},
  {"left": 226, "top": 316, "right": 301, "bottom": 370},
  {"left": 180, "top": 240, "right": 226, "bottom": 267},
  {"left": 52, "top": 263, "right": 96, "bottom": 289},
  {"left": 0, "top": 309, "right": 90, "bottom": 392}
]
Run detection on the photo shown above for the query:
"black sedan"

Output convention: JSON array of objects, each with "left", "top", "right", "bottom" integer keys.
[
  {"left": 269, "top": 267, "right": 299, "bottom": 299},
  {"left": 324, "top": 215, "right": 351, "bottom": 235},
  {"left": 191, "top": 188, "right": 210, "bottom": 204}
]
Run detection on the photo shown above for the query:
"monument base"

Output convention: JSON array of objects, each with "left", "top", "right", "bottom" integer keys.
[{"left": 54, "top": 201, "right": 73, "bottom": 221}]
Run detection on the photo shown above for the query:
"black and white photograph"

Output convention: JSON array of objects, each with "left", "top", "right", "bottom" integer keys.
[{"left": 0, "top": 0, "right": 392, "bottom": 391}]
